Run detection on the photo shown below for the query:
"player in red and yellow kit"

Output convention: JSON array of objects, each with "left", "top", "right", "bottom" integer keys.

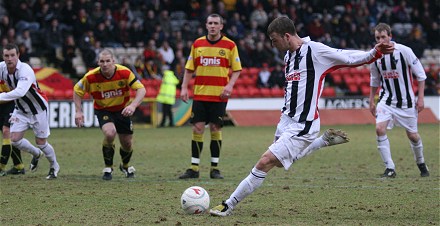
[
  {"left": 179, "top": 13, "right": 242, "bottom": 179},
  {"left": 73, "top": 49, "right": 146, "bottom": 180},
  {"left": 0, "top": 81, "right": 24, "bottom": 176}
]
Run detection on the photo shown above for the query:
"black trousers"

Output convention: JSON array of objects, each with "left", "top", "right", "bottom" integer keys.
[{"left": 160, "top": 103, "right": 174, "bottom": 126}]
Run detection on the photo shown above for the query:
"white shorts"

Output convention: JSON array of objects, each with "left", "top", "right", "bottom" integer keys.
[
  {"left": 10, "top": 109, "right": 51, "bottom": 138},
  {"left": 269, "top": 114, "right": 320, "bottom": 170},
  {"left": 376, "top": 102, "right": 418, "bottom": 133}
]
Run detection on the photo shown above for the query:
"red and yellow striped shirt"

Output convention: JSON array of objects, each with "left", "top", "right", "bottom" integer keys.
[
  {"left": 0, "top": 80, "right": 10, "bottom": 92},
  {"left": 74, "top": 64, "right": 144, "bottom": 111},
  {"left": 185, "top": 35, "right": 242, "bottom": 102}
]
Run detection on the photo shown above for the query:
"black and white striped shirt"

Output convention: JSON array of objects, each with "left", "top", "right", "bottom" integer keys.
[
  {"left": 282, "top": 37, "right": 382, "bottom": 124},
  {"left": 0, "top": 60, "right": 48, "bottom": 115},
  {"left": 370, "top": 42, "right": 426, "bottom": 109}
]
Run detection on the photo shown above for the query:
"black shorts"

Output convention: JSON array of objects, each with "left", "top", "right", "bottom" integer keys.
[
  {"left": 0, "top": 101, "right": 15, "bottom": 128},
  {"left": 95, "top": 109, "right": 133, "bottom": 134},
  {"left": 190, "top": 101, "right": 227, "bottom": 126}
]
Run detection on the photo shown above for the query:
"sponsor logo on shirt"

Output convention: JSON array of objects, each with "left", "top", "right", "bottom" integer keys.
[
  {"left": 286, "top": 72, "right": 301, "bottom": 81},
  {"left": 102, "top": 89, "right": 123, "bottom": 99},
  {"left": 200, "top": 56, "right": 221, "bottom": 66},
  {"left": 382, "top": 70, "right": 399, "bottom": 79}
]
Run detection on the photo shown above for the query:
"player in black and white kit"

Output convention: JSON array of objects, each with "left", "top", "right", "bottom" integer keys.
[
  {"left": 369, "top": 23, "right": 429, "bottom": 178},
  {"left": 0, "top": 43, "right": 60, "bottom": 179},
  {"left": 210, "top": 16, "right": 394, "bottom": 216}
]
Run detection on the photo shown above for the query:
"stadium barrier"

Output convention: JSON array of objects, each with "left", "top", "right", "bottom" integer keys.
[{"left": 46, "top": 96, "right": 438, "bottom": 128}]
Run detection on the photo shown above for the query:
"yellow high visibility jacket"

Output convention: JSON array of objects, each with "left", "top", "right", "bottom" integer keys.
[{"left": 156, "top": 70, "right": 179, "bottom": 105}]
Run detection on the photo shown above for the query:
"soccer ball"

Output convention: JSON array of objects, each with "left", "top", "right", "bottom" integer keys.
[{"left": 181, "top": 186, "right": 210, "bottom": 214}]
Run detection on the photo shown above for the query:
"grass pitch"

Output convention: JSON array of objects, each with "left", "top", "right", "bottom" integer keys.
[{"left": 0, "top": 124, "right": 438, "bottom": 225}]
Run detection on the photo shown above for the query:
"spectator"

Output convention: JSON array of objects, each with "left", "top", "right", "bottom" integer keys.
[
  {"left": 44, "top": 18, "right": 64, "bottom": 67},
  {"left": 144, "top": 59, "right": 161, "bottom": 80},
  {"left": 18, "top": 43, "right": 30, "bottom": 64},
  {"left": 79, "top": 30, "right": 97, "bottom": 68},
  {"left": 405, "top": 25, "right": 426, "bottom": 58},
  {"left": 157, "top": 40, "right": 175, "bottom": 66},
  {"left": 256, "top": 63, "right": 272, "bottom": 88},
  {"left": 426, "top": 22, "right": 440, "bottom": 48},
  {"left": 157, "top": 69, "right": 179, "bottom": 127},
  {"left": 59, "top": 0, "right": 76, "bottom": 30},
  {"left": 270, "top": 63, "right": 286, "bottom": 88},
  {"left": 35, "top": 3, "right": 55, "bottom": 28},
  {"left": 236, "top": 0, "right": 253, "bottom": 22},
  {"left": 227, "top": 12, "right": 245, "bottom": 35},
  {"left": 236, "top": 39, "right": 252, "bottom": 68},
  {"left": 15, "top": 29, "right": 33, "bottom": 55},
  {"left": 112, "top": 1, "right": 135, "bottom": 25},
  {"left": 73, "top": 9, "right": 93, "bottom": 40},
  {"left": 13, "top": 2, "right": 40, "bottom": 33},
  {"left": 103, "top": 18, "right": 121, "bottom": 47},
  {"left": 250, "top": 3, "right": 269, "bottom": 30},
  {"left": 143, "top": 39, "right": 157, "bottom": 62},
  {"left": 424, "top": 74, "right": 439, "bottom": 96},
  {"left": 128, "top": 20, "right": 144, "bottom": 47},
  {"left": 90, "top": 2, "right": 105, "bottom": 23},
  {"left": 61, "top": 35, "right": 77, "bottom": 78},
  {"left": 133, "top": 56, "right": 147, "bottom": 78},
  {"left": 5, "top": 28, "right": 16, "bottom": 44},
  {"left": 143, "top": 10, "right": 158, "bottom": 39},
  {"left": 159, "top": 10, "right": 172, "bottom": 36},
  {"left": 121, "top": 56, "right": 141, "bottom": 79},
  {"left": 251, "top": 41, "right": 273, "bottom": 67},
  {"left": 0, "top": 16, "right": 14, "bottom": 39},
  {"left": 307, "top": 15, "right": 325, "bottom": 40}
]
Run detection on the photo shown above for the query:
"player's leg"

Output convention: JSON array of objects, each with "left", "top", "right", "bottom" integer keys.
[
  {"left": 397, "top": 108, "right": 429, "bottom": 177},
  {"left": 101, "top": 122, "right": 117, "bottom": 180},
  {"left": 210, "top": 149, "right": 278, "bottom": 216},
  {"left": 207, "top": 102, "right": 226, "bottom": 179},
  {"left": 179, "top": 121, "right": 205, "bottom": 179},
  {"left": 116, "top": 113, "right": 136, "bottom": 178},
  {"left": 375, "top": 104, "right": 395, "bottom": 177},
  {"left": 295, "top": 128, "right": 349, "bottom": 160},
  {"left": 1, "top": 125, "right": 25, "bottom": 175},
  {"left": 211, "top": 116, "right": 315, "bottom": 216},
  {"left": 118, "top": 134, "right": 136, "bottom": 178},
  {"left": 32, "top": 112, "right": 59, "bottom": 179},
  {"left": 179, "top": 101, "right": 206, "bottom": 179},
  {"left": 9, "top": 145, "right": 24, "bottom": 172},
  {"left": 95, "top": 110, "right": 117, "bottom": 180},
  {"left": 407, "top": 130, "right": 429, "bottom": 177},
  {"left": 11, "top": 130, "right": 43, "bottom": 171},
  {"left": 9, "top": 112, "right": 42, "bottom": 172},
  {"left": 0, "top": 125, "right": 12, "bottom": 175},
  {"left": 35, "top": 137, "right": 59, "bottom": 180},
  {"left": 209, "top": 123, "right": 223, "bottom": 179}
]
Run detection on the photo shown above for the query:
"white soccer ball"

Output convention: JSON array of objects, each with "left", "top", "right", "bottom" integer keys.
[{"left": 181, "top": 186, "right": 210, "bottom": 214}]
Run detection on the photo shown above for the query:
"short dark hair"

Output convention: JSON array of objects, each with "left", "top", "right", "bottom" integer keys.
[
  {"left": 267, "top": 16, "right": 297, "bottom": 36},
  {"left": 207, "top": 13, "right": 223, "bottom": 24},
  {"left": 374, "top": 23, "right": 392, "bottom": 36},
  {"left": 2, "top": 43, "right": 18, "bottom": 53}
]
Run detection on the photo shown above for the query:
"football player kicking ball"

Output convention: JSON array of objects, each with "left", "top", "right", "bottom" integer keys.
[{"left": 210, "top": 16, "right": 394, "bottom": 216}]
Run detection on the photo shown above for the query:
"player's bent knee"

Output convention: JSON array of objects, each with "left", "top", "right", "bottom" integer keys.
[
  {"left": 407, "top": 132, "right": 420, "bottom": 142},
  {"left": 103, "top": 130, "right": 117, "bottom": 139},
  {"left": 375, "top": 127, "right": 386, "bottom": 136},
  {"left": 256, "top": 151, "right": 281, "bottom": 171}
]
